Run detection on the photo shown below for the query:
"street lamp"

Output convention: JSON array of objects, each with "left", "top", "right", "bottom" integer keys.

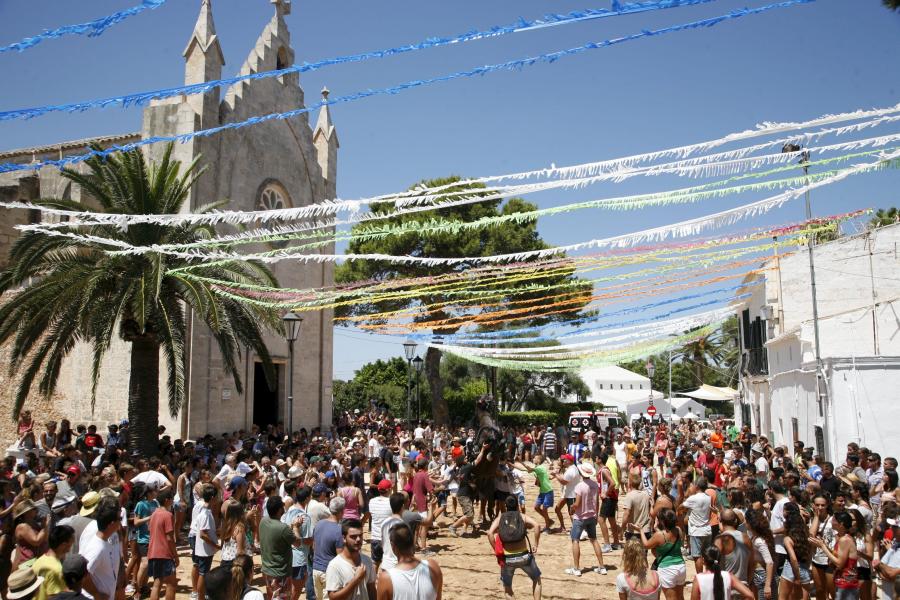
[
  {"left": 646, "top": 360, "right": 656, "bottom": 421},
  {"left": 402, "top": 340, "right": 417, "bottom": 425},
  {"left": 413, "top": 356, "right": 424, "bottom": 421},
  {"left": 282, "top": 312, "right": 302, "bottom": 434}
]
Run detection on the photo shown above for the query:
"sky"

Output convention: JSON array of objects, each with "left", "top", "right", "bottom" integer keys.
[{"left": 1, "top": 0, "right": 898, "bottom": 379}]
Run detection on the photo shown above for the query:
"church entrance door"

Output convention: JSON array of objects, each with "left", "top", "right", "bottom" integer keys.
[{"left": 253, "top": 362, "right": 281, "bottom": 428}]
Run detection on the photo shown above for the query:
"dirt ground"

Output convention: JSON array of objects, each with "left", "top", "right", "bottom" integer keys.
[{"left": 169, "top": 494, "right": 697, "bottom": 600}]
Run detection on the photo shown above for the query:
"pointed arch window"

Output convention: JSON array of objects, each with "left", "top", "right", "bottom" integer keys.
[{"left": 256, "top": 180, "right": 292, "bottom": 248}]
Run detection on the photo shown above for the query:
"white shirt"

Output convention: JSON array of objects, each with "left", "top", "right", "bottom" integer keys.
[
  {"left": 79, "top": 508, "right": 126, "bottom": 559},
  {"left": 414, "top": 427, "right": 425, "bottom": 440},
  {"left": 192, "top": 504, "right": 217, "bottom": 556},
  {"left": 324, "top": 553, "right": 375, "bottom": 600},
  {"left": 368, "top": 496, "right": 393, "bottom": 542},
  {"left": 681, "top": 491, "right": 712, "bottom": 537},
  {"left": 80, "top": 533, "right": 119, "bottom": 600},
  {"left": 770, "top": 497, "right": 788, "bottom": 554},
  {"left": 367, "top": 438, "right": 381, "bottom": 459},
  {"left": 563, "top": 465, "right": 582, "bottom": 499},
  {"left": 754, "top": 457, "right": 769, "bottom": 475},
  {"left": 880, "top": 544, "right": 900, "bottom": 600},
  {"left": 243, "top": 590, "right": 265, "bottom": 600},
  {"left": 132, "top": 470, "right": 169, "bottom": 490},
  {"left": 614, "top": 441, "right": 627, "bottom": 465}
]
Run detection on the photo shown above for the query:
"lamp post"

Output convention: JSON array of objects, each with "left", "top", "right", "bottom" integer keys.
[
  {"left": 282, "top": 312, "right": 302, "bottom": 434},
  {"left": 668, "top": 348, "right": 674, "bottom": 422},
  {"left": 402, "top": 340, "right": 417, "bottom": 426},
  {"left": 646, "top": 360, "right": 656, "bottom": 421},
  {"left": 413, "top": 356, "right": 424, "bottom": 421}
]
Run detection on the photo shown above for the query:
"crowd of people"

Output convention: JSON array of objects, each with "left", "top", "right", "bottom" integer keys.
[{"left": 1, "top": 406, "right": 898, "bottom": 600}]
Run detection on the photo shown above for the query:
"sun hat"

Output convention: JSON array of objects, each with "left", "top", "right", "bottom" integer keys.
[
  {"left": 577, "top": 463, "right": 597, "bottom": 479},
  {"left": 52, "top": 497, "right": 74, "bottom": 513},
  {"left": 377, "top": 479, "right": 393, "bottom": 491},
  {"left": 275, "top": 459, "right": 286, "bottom": 468},
  {"left": 750, "top": 444, "right": 764, "bottom": 454},
  {"left": 287, "top": 466, "right": 303, "bottom": 480},
  {"left": 12, "top": 500, "right": 37, "bottom": 521},
  {"left": 79, "top": 491, "right": 101, "bottom": 516},
  {"left": 98, "top": 488, "right": 120, "bottom": 499},
  {"left": 34, "top": 474, "right": 51, "bottom": 485},
  {"left": 6, "top": 569, "right": 43, "bottom": 600}
]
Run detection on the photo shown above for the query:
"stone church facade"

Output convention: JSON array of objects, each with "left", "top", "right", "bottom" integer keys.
[{"left": 0, "top": 0, "right": 335, "bottom": 441}]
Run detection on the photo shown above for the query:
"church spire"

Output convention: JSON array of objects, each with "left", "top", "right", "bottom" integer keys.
[
  {"left": 183, "top": 0, "right": 225, "bottom": 86},
  {"left": 314, "top": 88, "right": 339, "bottom": 198}
]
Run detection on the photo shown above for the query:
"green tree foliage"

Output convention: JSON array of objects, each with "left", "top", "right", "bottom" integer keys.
[
  {"left": 333, "top": 357, "right": 411, "bottom": 417},
  {"left": 869, "top": 207, "right": 900, "bottom": 229},
  {"left": 0, "top": 145, "right": 280, "bottom": 456},
  {"left": 334, "top": 177, "right": 592, "bottom": 424}
]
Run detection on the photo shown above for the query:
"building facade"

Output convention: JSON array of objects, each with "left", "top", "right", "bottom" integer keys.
[
  {"left": 734, "top": 223, "right": 900, "bottom": 460},
  {"left": 0, "top": 0, "right": 336, "bottom": 441}
]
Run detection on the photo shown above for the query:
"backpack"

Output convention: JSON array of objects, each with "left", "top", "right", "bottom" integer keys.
[{"left": 498, "top": 510, "right": 526, "bottom": 544}]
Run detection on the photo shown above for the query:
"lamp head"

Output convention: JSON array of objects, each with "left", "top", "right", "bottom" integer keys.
[
  {"left": 412, "top": 356, "right": 424, "bottom": 373},
  {"left": 402, "top": 339, "right": 418, "bottom": 360},
  {"left": 282, "top": 312, "right": 302, "bottom": 342}
]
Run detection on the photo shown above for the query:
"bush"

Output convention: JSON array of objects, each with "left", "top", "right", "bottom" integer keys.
[{"left": 497, "top": 410, "right": 561, "bottom": 428}]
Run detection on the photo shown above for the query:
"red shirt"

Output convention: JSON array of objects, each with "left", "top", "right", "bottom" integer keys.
[
  {"left": 411, "top": 470, "right": 434, "bottom": 512},
  {"left": 147, "top": 508, "right": 175, "bottom": 560}
]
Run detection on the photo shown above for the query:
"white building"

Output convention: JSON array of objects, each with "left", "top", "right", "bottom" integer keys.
[
  {"left": 734, "top": 223, "right": 900, "bottom": 460},
  {"left": 564, "top": 365, "right": 663, "bottom": 410}
]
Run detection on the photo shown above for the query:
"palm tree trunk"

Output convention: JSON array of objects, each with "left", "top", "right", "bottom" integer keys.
[
  {"left": 425, "top": 346, "right": 449, "bottom": 426},
  {"left": 128, "top": 335, "right": 160, "bottom": 457}
]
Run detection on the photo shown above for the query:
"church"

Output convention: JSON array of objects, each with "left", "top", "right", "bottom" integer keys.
[{"left": 0, "top": 0, "right": 336, "bottom": 441}]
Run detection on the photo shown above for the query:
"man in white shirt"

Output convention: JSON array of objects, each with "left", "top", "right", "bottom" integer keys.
[
  {"left": 80, "top": 503, "right": 121, "bottom": 600},
  {"left": 873, "top": 518, "right": 900, "bottom": 600},
  {"left": 307, "top": 484, "right": 332, "bottom": 528},
  {"left": 767, "top": 481, "right": 789, "bottom": 575},
  {"left": 678, "top": 476, "right": 713, "bottom": 573},
  {"left": 553, "top": 454, "right": 581, "bottom": 533},
  {"left": 324, "top": 519, "right": 375, "bottom": 600},
  {"left": 130, "top": 457, "right": 173, "bottom": 492},
  {"left": 367, "top": 436, "right": 382, "bottom": 461},
  {"left": 367, "top": 480, "right": 394, "bottom": 567},
  {"left": 189, "top": 484, "right": 218, "bottom": 600}
]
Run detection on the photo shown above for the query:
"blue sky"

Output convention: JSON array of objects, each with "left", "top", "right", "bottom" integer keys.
[{"left": 1, "top": 0, "right": 898, "bottom": 379}]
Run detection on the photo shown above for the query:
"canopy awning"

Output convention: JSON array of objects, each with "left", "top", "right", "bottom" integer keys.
[{"left": 679, "top": 384, "right": 738, "bottom": 402}]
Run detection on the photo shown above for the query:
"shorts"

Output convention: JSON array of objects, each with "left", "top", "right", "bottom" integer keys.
[
  {"left": 782, "top": 561, "right": 813, "bottom": 585},
  {"left": 835, "top": 588, "right": 860, "bottom": 600},
  {"left": 418, "top": 511, "right": 429, "bottom": 521},
  {"left": 499, "top": 552, "right": 542, "bottom": 587},
  {"left": 291, "top": 565, "right": 307, "bottom": 582},
  {"left": 147, "top": 559, "right": 176, "bottom": 579},
  {"left": 535, "top": 491, "right": 554, "bottom": 509},
  {"left": 458, "top": 495, "right": 475, "bottom": 519},
  {"left": 625, "top": 530, "right": 653, "bottom": 542},
  {"left": 263, "top": 574, "right": 290, "bottom": 600},
  {"left": 192, "top": 555, "right": 213, "bottom": 576},
  {"left": 813, "top": 562, "right": 835, "bottom": 574},
  {"left": 137, "top": 543, "right": 149, "bottom": 558},
  {"left": 856, "top": 566, "right": 871, "bottom": 581},
  {"left": 436, "top": 490, "right": 449, "bottom": 506},
  {"left": 515, "top": 491, "right": 526, "bottom": 507},
  {"left": 657, "top": 564, "right": 687, "bottom": 589},
  {"left": 494, "top": 490, "right": 510, "bottom": 502},
  {"left": 600, "top": 498, "right": 617, "bottom": 518},
  {"left": 313, "top": 570, "right": 327, "bottom": 600},
  {"left": 370, "top": 540, "right": 384, "bottom": 563},
  {"left": 571, "top": 517, "right": 598, "bottom": 541},
  {"left": 689, "top": 535, "right": 711, "bottom": 559}
]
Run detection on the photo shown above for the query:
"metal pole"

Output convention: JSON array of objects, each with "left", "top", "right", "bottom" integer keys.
[
  {"left": 406, "top": 358, "right": 413, "bottom": 426},
  {"left": 287, "top": 339, "right": 295, "bottom": 435},
  {"left": 416, "top": 371, "right": 421, "bottom": 422},
  {"left": 803, "top": 159, "right": 826, "bottom": 423},
  {"left": 668, "top": 348, "right": 673, "bottom": 422}
]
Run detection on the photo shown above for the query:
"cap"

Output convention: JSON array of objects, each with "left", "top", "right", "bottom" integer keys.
[
  {"left": 52, "top": 497, "right": 74, "bottom": 513},
  {"left": 377, "top": 479, "right": 393, "bottom": 491},
  {"left": 7, "top": 569, "right": 43, "bottom": 600},
  {"left": 79, "top": 491, "right": 101, "bottom": 516},
  {"left": 65, "top": 465, "right": 80, "bottom": 476},
  {"left": 62, "top": 554, "right": 88, "bottom": 582},
  {"left": 325, "top": 470, "right": 335, "bottom": 478},
  {"left": 560, "top": 454, "right": 575, "bottom": 462},
  {"left": 227, "top": 476, "right": 247, "bottom": 490},
  {"left": 887, "top": 518, "right": 899, "bottom": 527},
  {"left": 312, "top": 483, "right": 330, "bottom": 497}
]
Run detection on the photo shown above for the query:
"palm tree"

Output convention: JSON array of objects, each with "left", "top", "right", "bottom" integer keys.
[
  {"left": 676, "top": 328, "right": 726, "bottom": 384},
  {"left": 0, "top": 145, "right": 281, "bottom": 456},
  {"left": 869, "top": 207, "right": 900, "bottom": 230},
  {"left": 885, "top": 0, "right": 900, "bottom": 11}
]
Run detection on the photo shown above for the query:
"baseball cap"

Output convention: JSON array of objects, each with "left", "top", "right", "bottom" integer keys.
[
  {"left": 312, "top": 483, "right": 330, "bottom": 496},
  {"left": 324, "top": 470, "right": 336, "bottom": 478},
  {"left": 62, "top": 554, "right": 88, "bottom": 583},
  {"left": 887, "top": 518, "right": 899, "bottom": 527},
  {"left": 560, "top": 453, "right": 575, "bottom": 462},
  {"left": 227, "top": 476, "right": 247, "bottom": 490},
  {"left": 66, "top": 465, "right": 80, "bottom": 476},
  {"left": 377, "top": 479, "right": 393, "bottom": 491}
]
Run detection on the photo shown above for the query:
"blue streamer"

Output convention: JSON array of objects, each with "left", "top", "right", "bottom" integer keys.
[
  {"left": 0, "top": 0, "right": 168, "bottom": 54},
  {"left": 0, "top": 0, "right": 720, "bottom": 121},
  {"left": 415, "top": 283, "right": 755, "bottom": 343},
  {"left": 0, "top": 0, "right": 816, "bottom": 175}
]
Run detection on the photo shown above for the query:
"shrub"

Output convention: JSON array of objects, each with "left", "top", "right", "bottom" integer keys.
[{"left": 497, "top": 410, "right": 561, "bottom": 428}]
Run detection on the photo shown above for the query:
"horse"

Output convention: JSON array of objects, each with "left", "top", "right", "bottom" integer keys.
[{"left": 468, "top": 395, "right": 506, "bottom": 520}]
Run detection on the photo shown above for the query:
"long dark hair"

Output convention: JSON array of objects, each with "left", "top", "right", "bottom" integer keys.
[
  {"left": 745, "top": 508, "right": 775, "bottom": 558},
  {"left": 703, "top": 545, "right": 726, "bottom": 600},
  {"left": 784, "top": 502, "right": 811, "bottom": 562}
]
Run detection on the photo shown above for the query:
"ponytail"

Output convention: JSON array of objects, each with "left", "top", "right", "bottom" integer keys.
[
  {"left": 231, "top": 555, "right": 254, "bottom": 600},
  {"left": 703, "top": 545, "right": 725, "bottom": 600}
]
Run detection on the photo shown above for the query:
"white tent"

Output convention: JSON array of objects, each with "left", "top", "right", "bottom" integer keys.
[{"left": 679, "top": 384, "right": 738, "bottom": 402}]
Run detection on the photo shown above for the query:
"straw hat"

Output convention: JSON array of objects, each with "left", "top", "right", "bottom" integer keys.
[
  {"left": 12, "top": 500, "right": 37, "bottom": 521},
  {"left": 79, "top": 491, "right": 101, "bottom": 517},
  {"left": 7, "top": 569, "right": 43, "bottom": 600}
]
